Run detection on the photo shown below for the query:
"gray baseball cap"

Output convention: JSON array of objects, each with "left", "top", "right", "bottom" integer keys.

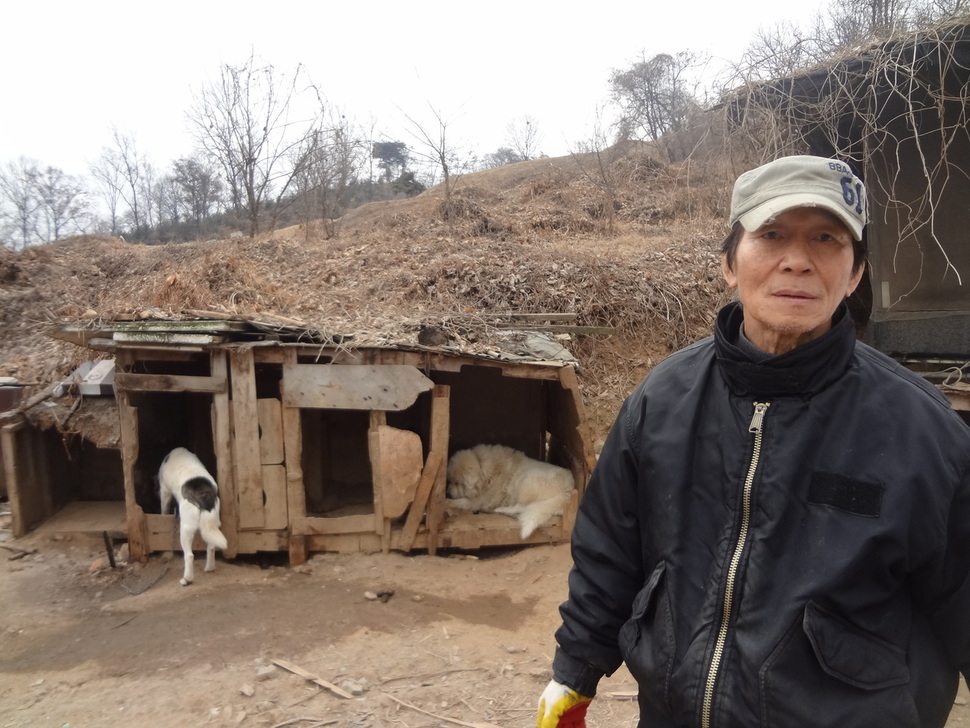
[{"left": 730, "top": 155, "right": 868, "bottom": 241}]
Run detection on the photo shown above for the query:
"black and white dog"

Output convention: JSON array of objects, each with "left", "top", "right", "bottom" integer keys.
[{"left": 158, "top": 447, "right": 228, "bottom": 586}]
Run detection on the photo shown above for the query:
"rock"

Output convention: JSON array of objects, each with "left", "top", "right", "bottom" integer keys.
[
  {"left": 338, "top": 679, "right": 366, "bottom": 695},
  {"left": 239, "top": 683, "right": 255, "bottom": 697},
  {"left": 255, "top": 665, "right": 276, "bottom": 681}
]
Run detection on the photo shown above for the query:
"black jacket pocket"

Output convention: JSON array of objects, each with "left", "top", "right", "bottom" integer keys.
[
  {"left": 619, "top": 561, "right": 675, "bottom": 712},
  {"left": 760, "top": 601, "right": 918, "bottom": 727}
]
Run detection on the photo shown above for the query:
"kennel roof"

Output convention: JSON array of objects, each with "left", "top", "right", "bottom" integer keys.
[{"left": 50, "top": 314, "right": 590, "bottom": 369}]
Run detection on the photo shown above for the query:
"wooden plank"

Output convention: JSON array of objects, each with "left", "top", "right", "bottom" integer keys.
[
  {"left": 306, "top": 532, "right": 383, "bottom": 554},
  {"left": 35, "top": 501, "right": 127, "bottom": 535},
  {"left": 368, "top": 411, "right": 388, "bottom": 550},
  {"left": 229, "top": 348, "right": 264, "bottom": 529},
  {"left": 424, "top": 385, "right": 451, "bottom": 556},
  {"left": 397, "top": 450, "right": 441, "bottom": 552},
  {"left": 291, "top": 514, "right": 377, "bottom": 536},
  {"left": 211, "top": 352, "right": 238, "bottom": 558},
  {"left": 2, "top": 418, "right": 27, "bottom": 537},
  {"left": 114, "top": 372, "right": 226, "bottom": 394},
  {"left": 272, "top": 659, "right": 354, "bottom": 700},
  {"left": 113, "top": 331, "right": 226, "bottom": 345},
  {"left": 374, "top": 425, "right": 423, "bottom": 520},
  {"left": 558, "top": 365, "right": 596, "bottom": 489},
  {"left": 118, "top": 394, "right": 149, "bottom": 560},
  {"left": 282, "top": 363, "right": 433, "bottom": 411},
  {"left": 288, "top": 531, "right": 307, "bottom": 566},
  {"left": 492, "top": 324, "right": 615, "bottom": 335},
  {"left": 561, "top": 489, "right": 580, "bottom": 537},
  {"left": 257, "top": 398, "right": 284, "bottom": 464},
  {"left": 146, "top": 513, "right": 213, "bottom": 551},
  {"left": 489, "top": 313, "right": 578, "bottom": 322},
  {"left": 234, "top": 530, "right": 287, "bottom": 552},
  {"left": 262, "top": 464, "right": 288, "bottom": 530},
  {"left": 110, "top": 319, "right": 250, "bottom": 333},
  {"left": 159, "top": 527, "right": 288, "bottom": 553},
  {"left": 281, "top": 348, "right": 307, "bottom": 565}
]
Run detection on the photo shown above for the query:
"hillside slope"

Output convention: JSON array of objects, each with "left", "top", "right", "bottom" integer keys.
[{"left": 0, "top": 147, "right": 732, "bottom": 437}]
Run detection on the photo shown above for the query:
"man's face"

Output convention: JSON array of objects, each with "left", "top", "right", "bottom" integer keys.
[{"left": 721, "top": 207, "right": 865, "bottom": 355}]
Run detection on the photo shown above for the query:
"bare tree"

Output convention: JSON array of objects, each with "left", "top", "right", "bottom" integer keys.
[
  {"left": 0, "top": 157, "right": 41, "bottom": 249},
  {"left": 187, "top": 52, "right": 315, "bottom": 238},
  {"left": 610, "top": 51, "right": 702, "bottom": 147},
  {"left": 506, "top": 115, "right": 542, "bottom": 161},
  {"left": 404, "top": 104, "right": 473, "bottom": 219},
  {"left": 736, "top": 21, "right": 828, "bottom": 82},
  {"left": 294, "top": 111, "right": 367, "bottom": 238},
  {"left": 171, "top": 156, "right": 224, "bottom": 232},
  {"left": 34, "top": 166, "right": 89, "bottom": 241},
  {"left": 103, "top": 128, "right": 152, "bottom": 233},
  {"left": 481, "top": 146, "right": 525, "bottom": 169},
  {"left": 571, "top": 112, "right": 625, "bottom": 235},
  {"left": 90, "top": 150, "right": 126, "bottom": 236}
]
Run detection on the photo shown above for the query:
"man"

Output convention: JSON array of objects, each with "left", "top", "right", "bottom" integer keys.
[{"left": 537, "top": 155, "right": 970, "bottom": 728}]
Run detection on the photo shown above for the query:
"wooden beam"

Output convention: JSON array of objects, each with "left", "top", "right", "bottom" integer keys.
[
  {"left": 257, "top": 399, "right": 284, "bottom": 464},
  {"left": 2, "top": 418, "right": 27, "bottom": 537},
  {"left": 397, "top": 450, "right": 441, "bottom": 553},
  {"left": 262, "top": 464, "right": 288, "bottom": 530},
  {"left": 292, "top": 514, "right": 377, "bottom": 536},
  {"left": 229, "top": 348, "right": 264, "bottom": 529},
  {"left": 305, "top": 532, "right": 383, "bottom": 554},
  {"left": 282, "top": 363, "right": 433, "bottom": 411},
  {"left": 112, "top": 332, "right": 226, "bottom": 345},
  {"left": 281, "top": 348, "right": 307, "bottom": 565},
  {"left": 424, "top": 385, "right": 451, "bottom": 556},
  {"left": 115, "top": 372, "right": 226, "bottom": 394},
  {"left": 117, "top": 393, "right": 149, "bottom": 561},
  {"left": 368, "top": 412, "right": 388, "bottom": 552},
  {"left": 211, "top": 352, "right": 238, "bottom": 558}
]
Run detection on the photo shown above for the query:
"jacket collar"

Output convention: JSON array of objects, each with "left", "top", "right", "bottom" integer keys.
[{"left": 714, "top": 301, "right": 856, "bottom": 397}]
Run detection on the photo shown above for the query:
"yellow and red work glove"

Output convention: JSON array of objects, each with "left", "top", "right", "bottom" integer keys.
[{"left": 537, "top": 679, "right": 593, "bottom": 728}]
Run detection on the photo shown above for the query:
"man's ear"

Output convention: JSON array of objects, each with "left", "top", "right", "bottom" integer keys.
[
  {"left": 845, "top": 261, "right": 866, "bottom": 298},
  {"left": 721, "top": 254, "right": 738, "bottom": 289}
]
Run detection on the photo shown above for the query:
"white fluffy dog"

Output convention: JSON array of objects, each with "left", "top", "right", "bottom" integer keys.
[
  {"left": 446, "top": 444, "right": 573, "bottom": 539},
  {"left": 158, "top": 447, "right": 228, "bottom": 586}
]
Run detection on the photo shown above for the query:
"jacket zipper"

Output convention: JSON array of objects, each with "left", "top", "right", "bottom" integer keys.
[{"left": 701, "top": 401, "right": 770, "bottom": 728}]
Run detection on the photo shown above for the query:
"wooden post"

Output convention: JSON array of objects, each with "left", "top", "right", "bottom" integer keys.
[
  {"left": 117, "top": 392, "right": 149, "bottom": 561},
  {"left": 368, "top": 411, "right": 389, "bottom": 553},
  {"left": 2, "top": 417, "right": 26, "bottom": 537},
  {"left": 397, "top": 450, "right": 441, "bottom": 552},
  {"left": 282, "top": 348, "right": 307, "bottom": 565},
  {"left": 424, "top": 385, "right": 450, "bottom": 555},
  {"left": 229, "top": 347, "right": 264, "bottom": 529},
  {"left": 211, "top": 351, "right": 238, "bottom": 558}
]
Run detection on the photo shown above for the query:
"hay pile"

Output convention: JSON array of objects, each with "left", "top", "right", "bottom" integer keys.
[{"left": 0, "top": 147, "right": 733, "bottom": 438}]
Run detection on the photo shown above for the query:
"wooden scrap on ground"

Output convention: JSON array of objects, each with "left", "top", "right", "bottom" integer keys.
[
  {"left": 382, "top": 692, "right": 503, "bottom": 728},
  {"left": 271, "top": 658, "right": 355, "bottom": 699}
]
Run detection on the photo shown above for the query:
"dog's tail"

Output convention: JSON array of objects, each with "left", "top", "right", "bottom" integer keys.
[
  {"left": 518, "top": 493, "right": 571, "bottom": 539},
  {"left": 200, "top": 508, "right": 228, "bottom": 551}
]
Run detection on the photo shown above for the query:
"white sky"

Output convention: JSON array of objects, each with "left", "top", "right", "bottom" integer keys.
[{"left": 0, "top": 0, "right": 825, "bottom": 179}]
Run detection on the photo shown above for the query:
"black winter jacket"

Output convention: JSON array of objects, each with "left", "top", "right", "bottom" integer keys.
[{"left": 553, "top": 302, "right": 970, "bottom": 728}]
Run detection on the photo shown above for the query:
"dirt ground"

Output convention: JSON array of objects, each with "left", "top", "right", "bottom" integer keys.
[
  {"left": 0, "top": 528, "right": 644, "bottom": 728},
  {"left": 1, "top": 526, "right": 969, "bottom": 728}
]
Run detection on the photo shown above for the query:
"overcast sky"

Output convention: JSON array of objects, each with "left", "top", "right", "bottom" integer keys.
[{"left": 1, "top": 0, "right": 825, "bottom": 179}]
